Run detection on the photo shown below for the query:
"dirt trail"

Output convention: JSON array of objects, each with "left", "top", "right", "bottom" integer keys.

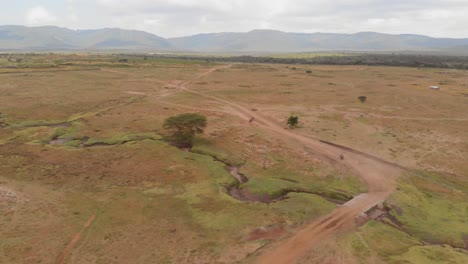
[
  {"left": 173, "top": 64, "right": 403, "bottom": 263},
  {"left": 57, "top": 214, "right": 96, "bottom": 264}
]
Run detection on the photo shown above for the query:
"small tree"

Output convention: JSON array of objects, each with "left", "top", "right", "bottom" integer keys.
[
  {"left": 163, "top": 113, "right": 207, "bottom": 148},
  {"left": 287, "top": 115, "right": 299, "bottom": 128},
  {"left": 358, "top": 96, "right": 367, "bottom": 103}
]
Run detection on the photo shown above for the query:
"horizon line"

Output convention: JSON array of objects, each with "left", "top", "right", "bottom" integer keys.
[{"left": 1, "top": 24, "right": 467, "bottom": 40}]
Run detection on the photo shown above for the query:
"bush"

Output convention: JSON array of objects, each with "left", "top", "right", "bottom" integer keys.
[
  {"left": 358, "top": 96, "right": 367, "bottom": 103},
  {"left": 287, "top": 115, "right": 299, "bottom": 128}
]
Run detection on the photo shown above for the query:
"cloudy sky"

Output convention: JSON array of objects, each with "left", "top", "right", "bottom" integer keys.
[{"left": 2, "top": 0, "right": 468, "bottom": 38}]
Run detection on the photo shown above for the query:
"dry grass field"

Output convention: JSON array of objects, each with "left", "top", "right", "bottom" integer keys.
[{"left": 0, "top": 54, "right": 467, "bottom": 263}]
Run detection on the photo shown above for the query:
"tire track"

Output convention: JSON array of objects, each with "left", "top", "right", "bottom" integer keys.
[{"left": 56, "top": 214, "right": 96, "bottom": 264}]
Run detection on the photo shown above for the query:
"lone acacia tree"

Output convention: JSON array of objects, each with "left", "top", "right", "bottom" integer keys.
[
  {"left": 287, "top": 115, "right": 299, "bottom": 128},
  {"left": 163, "top": 113, "right": 207, "bottom": 148},
  {"left": 358, "top": 96, "right": 367, "bottom": 103}
]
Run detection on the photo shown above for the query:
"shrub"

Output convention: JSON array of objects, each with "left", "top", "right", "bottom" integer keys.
[{"left": 287, "top": 115, "right": 299, "bottom": 128}]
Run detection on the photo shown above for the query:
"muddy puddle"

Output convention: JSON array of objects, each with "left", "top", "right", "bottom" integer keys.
[
  {"left": 49, "top": 138, "right": 70, "bottom": 145},
  {"left": 48, "top": 136, "right": 89, "bottom": 147},
  {"left": 228, "top": 166, "right": 249, "bottom": 184}
]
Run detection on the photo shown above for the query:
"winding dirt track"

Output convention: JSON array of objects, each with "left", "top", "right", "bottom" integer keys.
[
  {"left": 57, "top": 214, "right": 96, "bottom": 264},
  {"left": 174, "top": 65, "right": 403, "bottom": 263}
]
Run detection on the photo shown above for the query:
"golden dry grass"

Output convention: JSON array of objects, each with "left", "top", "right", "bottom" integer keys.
[{"left": 0, "top": 54, "right": 467, "bottom": 263}]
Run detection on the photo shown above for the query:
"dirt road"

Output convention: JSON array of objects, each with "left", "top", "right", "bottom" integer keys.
[
  {"left": 57, "top": 214, "right": 96, "bottom": 264},
  {"left": 172, "top": 64, "right": 403, "bottom": 263}
]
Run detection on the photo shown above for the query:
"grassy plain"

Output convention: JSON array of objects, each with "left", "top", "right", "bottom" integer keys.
[{"left": 0, "top": 54, "right": 467, "bottom": 263}]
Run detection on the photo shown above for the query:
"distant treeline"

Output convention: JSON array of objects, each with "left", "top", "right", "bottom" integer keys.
[{"left": 137, "top": 54, "right": 468, "bottom": 69}]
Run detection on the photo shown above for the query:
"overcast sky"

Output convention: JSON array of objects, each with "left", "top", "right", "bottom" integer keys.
[{"left": 2, "top": 0, "right": 468, "bottom": 38}]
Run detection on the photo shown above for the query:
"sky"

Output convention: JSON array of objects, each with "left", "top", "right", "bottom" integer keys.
[{"left": 2, "top": 0, "right": 468, "bottom": 38}]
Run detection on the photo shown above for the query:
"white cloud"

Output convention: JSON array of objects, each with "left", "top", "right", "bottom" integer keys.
[
  {"left": 8, "top": 1, "right": 468, "bottom": 37},
  {"left": 143, "top": 19, "right": 160, "bottom": 26},
  {"left": 26, "top": 6, "right": 57, "bottom": 25},
  {"left": 91, "top": 0, "right": 468, "bottom": 38},
  {"left": 67, "top": 0, "right": 78, "bottom": 22}
]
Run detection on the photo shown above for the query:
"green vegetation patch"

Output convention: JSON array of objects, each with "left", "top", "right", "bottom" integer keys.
[
  {"left": 7, "top": 119, "right": 84, "bottom": 145},
  {"left": 240, "top": 177, "right": 299, "bottom": 197},
  {"left": 346, "top": 220, "right": 468, "bottom": 263},
  {"left": 269, "top": 193, "right": 335, "bottom": 223},
  {"left": 84, "top": 133, "right": 162, "bottom": 147},
  {"left": 239, "top": 165, "right": 365, "bottom": 202},
  {"left": 50, "top": 122, "right": 83, "bottom": 139},
  {"left": 348, "top": 221, "right": 420, "bottom": 260},
  {"left": 10, "top": 127, "right": 54, "bottom": 144},
  {"left": 390, "top": 245, "right": 468, "bottom": 264},
  {"left": 387, "top": 171, "right": 468, "bottom": 248},
  {"left": 63, "top": 139, "right": 82, "bottom": 148},
  {"left": 8, "top": 121, "right": 83, "bottom": 145},
  {"left": 173, "top": 151, "right": 270, "bottom": 232}
]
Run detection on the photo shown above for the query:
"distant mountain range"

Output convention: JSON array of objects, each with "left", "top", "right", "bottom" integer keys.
[{"left": 1, "top": 25, "right": 468, "bottom": 53}]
